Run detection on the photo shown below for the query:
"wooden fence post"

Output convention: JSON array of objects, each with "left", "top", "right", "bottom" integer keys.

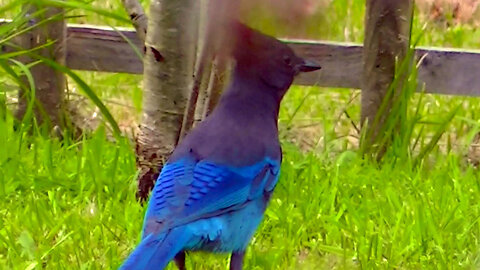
[
  {"left": 15, "top": 3, "right": 66, "bottom": 130},
  {"left": 361, "top": 0, "right": 413, "bottom": 155}
]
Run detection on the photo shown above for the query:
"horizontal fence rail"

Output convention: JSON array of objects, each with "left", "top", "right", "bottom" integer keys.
[{"left": 63, "top": 25, "right": 480, "bottom": 96}]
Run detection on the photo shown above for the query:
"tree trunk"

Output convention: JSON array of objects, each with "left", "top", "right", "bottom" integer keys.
[
  {"left": 16, "top": 3, "right": 66, "bottom": 130},
  {"left": 135, "top": 0, "right": 197, "bottom": 201},
  {"left": 178, "top": 13, "right": 210, "bottom": 140},
  {"left": 193, "top": 62, "right": 212, "bottom": 127},
  {"left": 178, "top": 0, "right": 215, "bottom": 140},
  {"left": 361, "top": 0, "right": 413, "bottom": 155},
  {"left": 203, "top": 57, "right": 228, "bottom": 118},
  {"left": 120, "top": 0, "right": 147, "bottom": 43},
  {"left": 179, "top": 0, "right": 239, "bottom": 139}
]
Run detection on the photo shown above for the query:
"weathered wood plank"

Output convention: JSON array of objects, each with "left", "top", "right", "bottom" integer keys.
[
  {"left": 65, "top": 25, "right": 480, "bottom": 97},
  {"left": 415, "top": 48, "right": 480, "bottom": 96},
  {"left": 66, "top": 25, "right": 143, "bottom": 74},
  {"left": 289, "top": 40, "right": 363, "bottom": 89}
]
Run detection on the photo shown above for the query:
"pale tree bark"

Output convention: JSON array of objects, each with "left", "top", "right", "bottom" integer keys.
[
  {"left": 178, "top": 0, "right": 214, "bottom": 140},
  {"left": 192, "top": 62, "right": 211, "bottom": 127},
  {"left": 135, "top": 0, "right": 197, "bottom": 201},
  {"left": 191, "top": 0, "right": 211, "bottom": 126},
  {"left": 16, "top": 3, "right": 66, "bottom": 130},
  {"left": 178, "top": 21, "right": 211, "bottom": 139},
  {"left": 201, "top": 0, "right": 236, "bottom": 118},
  {"left": 361, "top": 0, "right": 413, "bottom": 155},
  {"left": 193, "top": 0, "right": 230, "bottom": 124},
  {"left": 202, "top": 56, "right": 228, "bottom": 118},
  {"left": 120, "top": 0, "right": 147, "bottom": 43},
  {"left": 178, "top": 0, "right": 238, "bottom": 140}
]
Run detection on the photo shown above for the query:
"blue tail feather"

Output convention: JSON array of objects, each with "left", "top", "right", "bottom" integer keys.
[{"left": 120, "top": 228, "right": 190, "bottom": 270}]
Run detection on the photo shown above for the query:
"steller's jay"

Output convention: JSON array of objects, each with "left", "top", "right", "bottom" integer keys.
[{"left": 120, "top": 22, "right": 321, "bottom": 270}]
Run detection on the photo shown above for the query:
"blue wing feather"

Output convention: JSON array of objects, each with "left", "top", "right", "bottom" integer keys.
[{"left": 143, "top": 153, "right": 280, "bottom": 236}]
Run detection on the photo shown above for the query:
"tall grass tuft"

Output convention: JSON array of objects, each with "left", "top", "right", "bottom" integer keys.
[{"left": 359, "top": 26, "right": 459, "bottom": 167}]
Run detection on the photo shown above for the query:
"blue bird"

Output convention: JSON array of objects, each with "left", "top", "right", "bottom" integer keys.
[{"left": 120, "top": 22, "right": 321, "bottom": 270}]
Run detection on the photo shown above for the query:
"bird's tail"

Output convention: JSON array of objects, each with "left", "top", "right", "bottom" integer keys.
[{"left": 119, "top": 227, "right": 190, "bottom": 270}]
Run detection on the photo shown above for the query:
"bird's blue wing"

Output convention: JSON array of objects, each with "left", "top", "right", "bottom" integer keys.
[{"left": 142, "top": 154, "right": 280, "bottom": 235}]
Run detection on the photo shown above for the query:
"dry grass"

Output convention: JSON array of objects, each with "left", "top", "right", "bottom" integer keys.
[{"left": 416, "top": 0, "right": 480, "bottom": 25}]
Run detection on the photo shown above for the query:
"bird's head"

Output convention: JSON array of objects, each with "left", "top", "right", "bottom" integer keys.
[{"left": 231, "top": 22, "right": 321, "bottom": 96}]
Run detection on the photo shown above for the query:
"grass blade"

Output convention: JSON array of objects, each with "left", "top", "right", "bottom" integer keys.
[{"left": 28, "top": 53, "right": 122, "bottom": 138}]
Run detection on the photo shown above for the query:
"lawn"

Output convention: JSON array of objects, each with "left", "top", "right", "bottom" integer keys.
[{"left": 2, "top": 0, "right": 480, "bottom": 269}]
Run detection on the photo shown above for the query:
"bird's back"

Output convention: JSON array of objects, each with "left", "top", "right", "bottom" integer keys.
[
  {"left": 171, "top": 75, "right": 283, "bottom": 167},
  {"left": 136, "top": 72, "right": 284, "bottom": 254}
]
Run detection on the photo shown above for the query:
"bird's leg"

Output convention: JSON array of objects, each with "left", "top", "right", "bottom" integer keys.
[
  {"left": 230, "top": 251, "right": 245, "bottom": 270},
  {"left": 174, "top": 251, "right": 186, "bottom": 270}
]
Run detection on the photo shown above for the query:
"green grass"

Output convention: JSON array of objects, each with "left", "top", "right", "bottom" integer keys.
[
  {"left": 3, "top": 109, "right": 480, "bottom": 269},
  {"left": 2, "top": 0, "right": 480, "bottom": 269}
]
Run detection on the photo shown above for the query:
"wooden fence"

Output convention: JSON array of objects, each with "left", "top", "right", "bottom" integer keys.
[{"left": 67, "top": 25, "right": 480, "bottom": 97}]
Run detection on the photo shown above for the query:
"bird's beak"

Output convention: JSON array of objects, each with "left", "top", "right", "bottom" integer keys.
[{"left": 297, "top": 59, "right": 322, "bottom": 72}]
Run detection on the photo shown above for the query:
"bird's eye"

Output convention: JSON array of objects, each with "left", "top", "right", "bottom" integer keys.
[{"left": 283, "top": 55, "right": 292, "bottom": 66}]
